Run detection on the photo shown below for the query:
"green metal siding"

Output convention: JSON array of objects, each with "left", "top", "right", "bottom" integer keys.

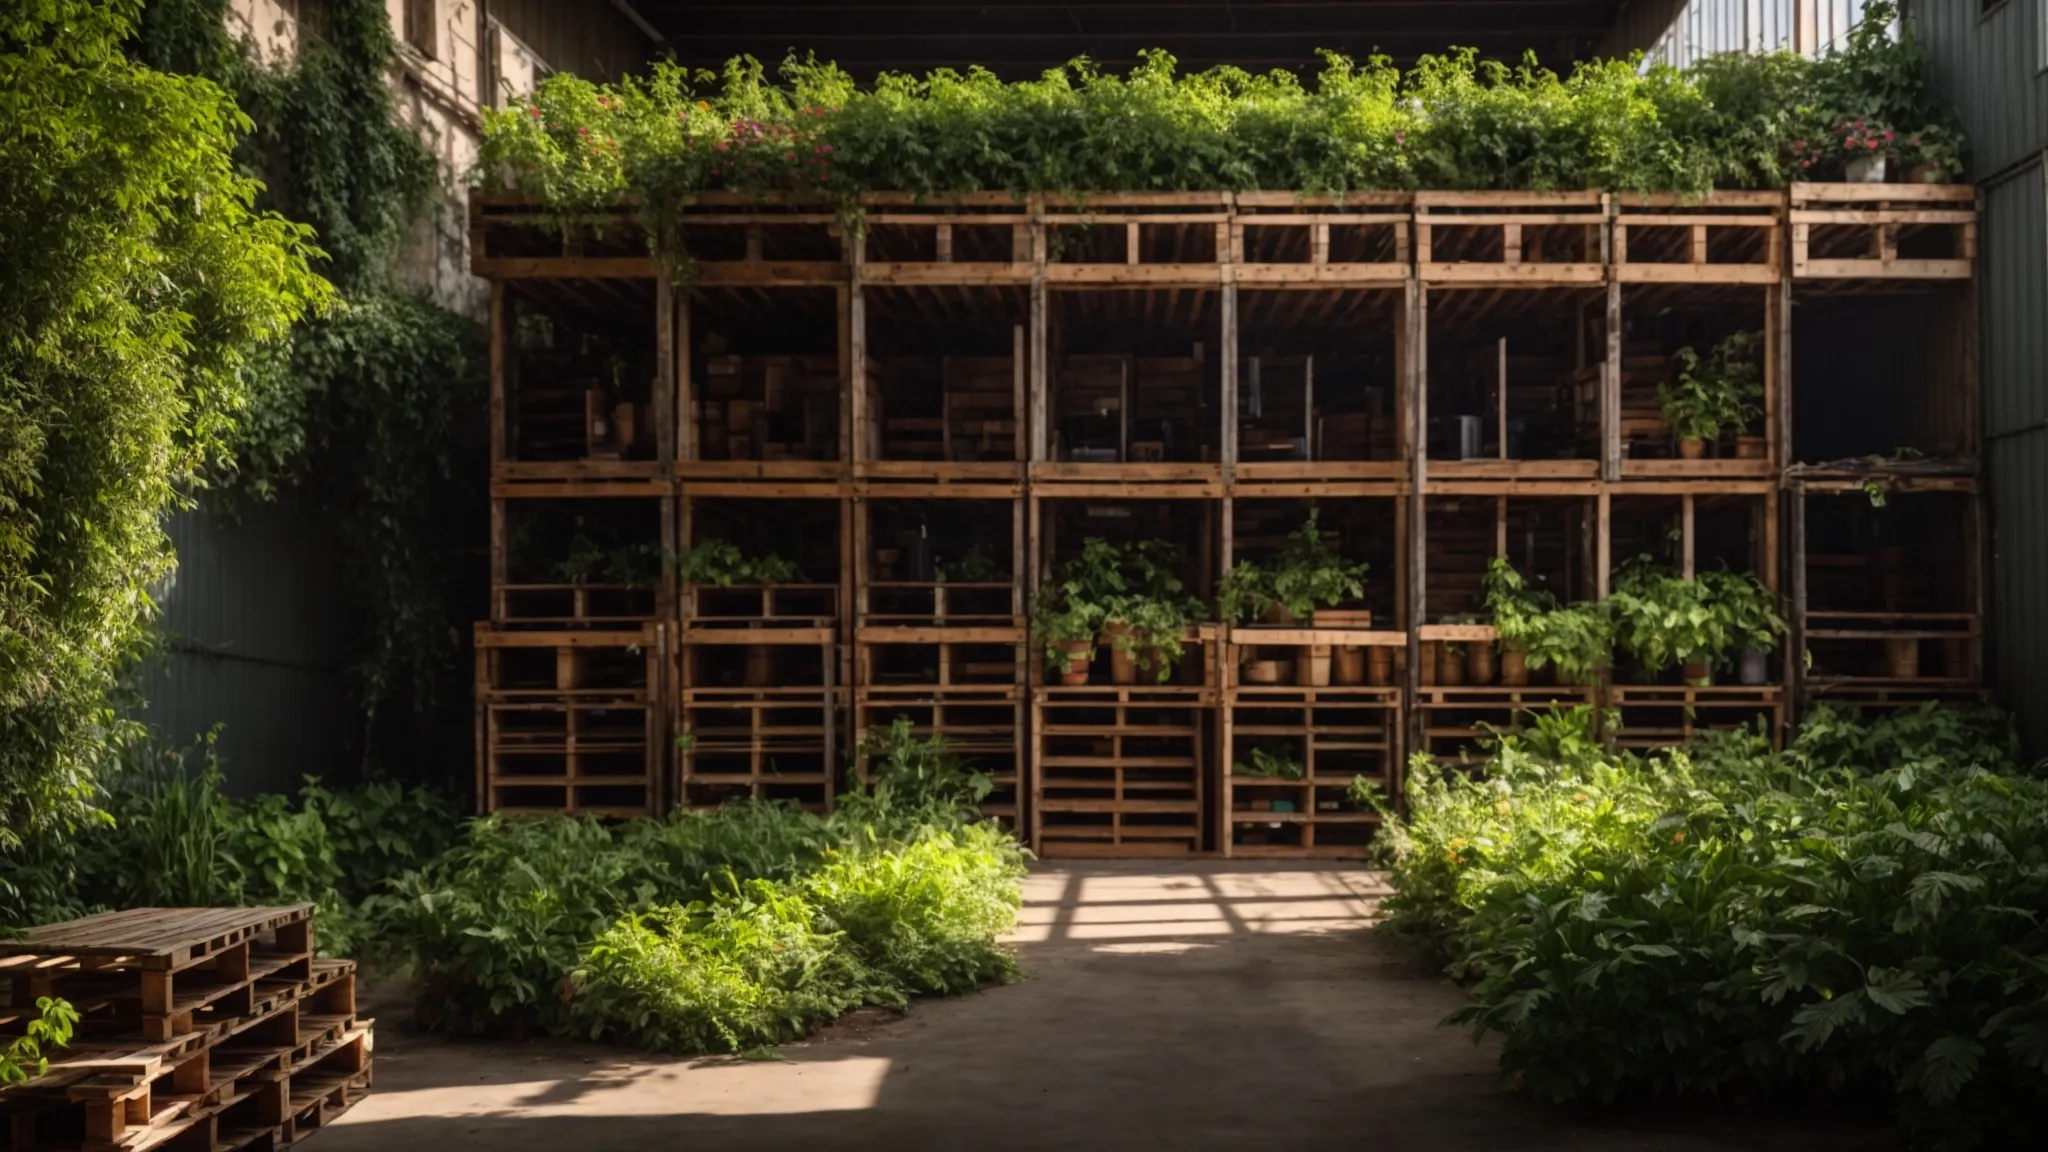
[{"left": 1915, "top": 0, "right": 2048, "bottom": 178}]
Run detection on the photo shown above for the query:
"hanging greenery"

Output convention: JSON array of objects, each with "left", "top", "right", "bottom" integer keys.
[
  {"left": 476, "top": 1, "right": 1963, "bottom": 271},
  {"left": 0, "top": 0, "right": 328, "bottom": 842},
  {"left": 132, "top": 0, "right": 486, "bottom": 763}
]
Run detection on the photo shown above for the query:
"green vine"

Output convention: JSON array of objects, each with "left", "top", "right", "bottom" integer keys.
[{"left": 133, "top": 0, "right": 486, "bottom": 768}]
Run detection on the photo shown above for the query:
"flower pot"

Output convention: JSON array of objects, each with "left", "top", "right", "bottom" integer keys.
[
  {"left": 1300, "top": 644, "right": 1332, "bottom": 687},
  {"left": 1846, "top": 154, "right": 1888, "bottom": 184},
  {"left": 1333, "top": 646, "right": 1367, "bottom": 685},
  {"left": 1500, "top": 644, "right": 1528, "bottom": 687},
  {"left": 1138, "top": 646, "right": 1175, "bottom": 684},
  {"left": 1244, "top": 660, "right": 1287, "bottom": 685},
  {"left": 1735, "top": 435, "right": 1767, "bottom": 460},
  {"left": 1680, "top": 658, "right": 1713, "bottom": 687},
  {"left": 1678, "top": 436, "right": 1706, "bottom": 460},
  {"left": 1259, "top": 602, "right": 1298, "bottom": 626},
  {"left": 1886, "top": 637, "right": 1920, "bottom": 680},
  {"left": 1739, "top": 648, "right": 1769, "bottom": 686},
  {"left": 1055, "top": 640, "right": 1095, "bottom": 686},
  {"left": 1417, "top": 641, "right": 1438, "bottom": 686},
  {"left": 1438, "top": 646, "right": 1466, "bottom": 686},
  {"left": 1367, "top": 646, "right": 1395, "bottom": 686},
  {"left": 1467, "top": 643, "right": 1497, "bottom": 686},
  {"left": 1906, "top": 163, "right": 1941, "bottom": 185},
  {"left": 744, "top": 645, "right": 775, "bottom": 687}
]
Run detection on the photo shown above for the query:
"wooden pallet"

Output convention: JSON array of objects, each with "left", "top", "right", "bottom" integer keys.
[
  {"left": 1789, "top": 183, "right": 1975, "bottom": 279},
  {"left": 1416, "top": 191, "right": 1607, "bottom": 284},
  {"left": 1231, "top": 192, "right": 1412, "bottom": 285},
  {"left": 1031, "top": 685, "right": 1213, "bottom": 857},
  {"left": 1613, "top": 191, "right": 1780, "bottom": 284},
  {"left": 854, "top": 688, "right": 1025, "bottom": 825},
  {"left": 474, "top": 625, "right": 661, "bottom": 695},
  {"left": 678, "top": 687, "right": 842, "bottom": 811},
  {"left": 1413, "top": 685, "right": 1599, "bottom": 761},
  {"left": 1, "top": 910, "right": 370, "bottom": 1152},
  {"left": 1608, "top": 683, "right": 1784, "bottom": 750},
  {"left": 492, "top": 583, "right": 659, "bottom": 629}
]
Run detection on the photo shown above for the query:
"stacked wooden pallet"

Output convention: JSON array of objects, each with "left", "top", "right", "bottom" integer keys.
[
  {"left": 0, "top": 905, "right": 369, "bottom": 1152},
  {"left": 941, "top": 357, "right": 1017, "bottom": 462},
  {"left": 699, "top": 354, "right": 839, "bottom": 462}
]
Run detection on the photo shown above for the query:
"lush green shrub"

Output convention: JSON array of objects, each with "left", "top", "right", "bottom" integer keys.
[
  {"left": 806, "top": 823, "right": 1026, "bottom": 996},
  {"left": 1385, "top": 704, "right": 2048, "bottom": 1148}
]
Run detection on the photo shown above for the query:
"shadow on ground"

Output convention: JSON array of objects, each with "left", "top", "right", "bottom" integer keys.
[{"left": 314, "top": 862, "right": 1895, "bottom": 1151}]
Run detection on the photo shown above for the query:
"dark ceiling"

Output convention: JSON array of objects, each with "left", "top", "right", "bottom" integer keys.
[{"left": 632, "top": 0, "right": 1631, "bottom": 79}]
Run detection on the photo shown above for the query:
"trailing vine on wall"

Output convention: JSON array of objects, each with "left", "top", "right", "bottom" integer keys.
[{"left": 133, "top": 0, "right": 486, "bottom": 773}]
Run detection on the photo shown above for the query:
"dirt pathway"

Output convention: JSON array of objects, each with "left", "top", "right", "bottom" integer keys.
[{"left": 315, "top": 862, "right": 1890, "bottom": 1151}]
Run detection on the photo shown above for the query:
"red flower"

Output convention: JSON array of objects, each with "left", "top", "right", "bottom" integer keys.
[
  {"left": 784, "top": 151, "right": 796, "bottom": 160},
  {"left": 577, "top": 126, "right": 588, "bottom": 136},
  {"left": 528, "top": 105, "right": 541, "bottom": 118},
  {"left": 1844, "top": 140, "right": 1855, "bottom": 150},
  {"left": 1791, "top": 139, "right": 1805, "bottom": 150},
  {"left": 1910, "top": 137, "right": 1922, "bottom": 146},
  {"left": 713, "top": 140, "right": 728, "bottom": 151}
]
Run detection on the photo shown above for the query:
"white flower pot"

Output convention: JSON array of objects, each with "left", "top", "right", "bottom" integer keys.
[{"left": 1845, "top": 154, "right": 1888, "bottom": 184}]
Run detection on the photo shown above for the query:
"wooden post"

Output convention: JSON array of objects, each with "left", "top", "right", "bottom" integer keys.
[
  {"left": 1773, "top": 273, "right": 1793, "bottom": 467},
  {"left": 1013, "top": 323, "right": 1028, "bottom": 465},
  {"left": 1407, "top": 280, "right": 1428, "bottom": 734},
  {"left": 1030, "top": 198, "right": 1049, "bottom": 463},
  {"left": 678, "top": 293, "right": 696, "bottom": 461},
  {"left": 1221, "top": 283, "right": 1238, "bottom": 481},
  {"left": 1603, "top": 279, "right": 1622, "bottom": 481},
  {"left": 1595, "top": 491, "right": 1612, "bottom": 599},
  {"left": 1497, "top": 336, "right": 1508, "bottom": 460},
  {"left": 1681, "top": 494, "right": 1696, "bottom": 579},
  {"left": 489, "top": 500, "right": 507, "bottom": 625},
  {"left": 847, "top": 237, "right": 867, "bottom": 467},
  {"left": 489, "top": 281, "right": 506, "bottom": 464},
  {"left": 1788, "top": 481, "right": 1807, "bottom": 715},
  {"left": 1303, "top": 354, "right": 1315, "bottom": 461},
  {"left": 655, "top": 278, "right": 675, "bottom": 464}
]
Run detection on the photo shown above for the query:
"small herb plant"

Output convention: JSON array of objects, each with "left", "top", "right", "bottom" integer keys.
[
  {"left": 1699, "top": 569, "right": 1787, "bottom": 655},
  {"left": 675, "top": 540, "right": 804, "bottom": 586},
  {"left": 1660, "top": 331, "right": 1762, "bottom": 444},
  {"left": 1217, "top": 510, "right": 1369, "bottom": 624},
  {"left": 1232, "top": 745, "right": 1305, "bottom": 780},
  {"left": 934, "top": 543, "right": 1005, "bottom": 583}
]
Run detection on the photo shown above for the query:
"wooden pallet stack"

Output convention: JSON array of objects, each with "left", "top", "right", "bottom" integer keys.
[{"left": 0, "top": 906, "right": 369, "bottom": 1152}]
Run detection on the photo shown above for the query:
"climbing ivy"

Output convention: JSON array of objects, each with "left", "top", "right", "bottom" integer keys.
[
  {"left": 133, "top": 0, "right": 486, "bottom": 764},
  {"left": 0, "top": 0, "right": 328, "bottom": 839}
]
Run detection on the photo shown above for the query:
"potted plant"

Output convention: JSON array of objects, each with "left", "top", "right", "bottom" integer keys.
[
  {"left": 1031, "top": 538, "right": 1121, "bottom": 685},
  {"left": 1101, "top": 539, "right": 1206, "bottom": 684},
  {"left": 1700, "top": 569, "right": 1787, "bottom": 686},
  {"left": 1232, "top": 745, "right": 1305, "bottom": 781},
  {"left": 1661, "top": 332, "right": 1762, "bottom": 460},
  {"left": 1609, "top": 558, "right": 1730, "bottom": 686},
  {"left": 1483, "top": 558, "right": 1547, "bottom": 687},
  {"left": 1217, "top": 510, "right": 1367, "bottom": 687}
]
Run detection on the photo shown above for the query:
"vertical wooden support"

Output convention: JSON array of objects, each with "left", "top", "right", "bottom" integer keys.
[
  {"left": 1311, "top": 222, "right": 1329, "bottom": 265},
  {"left": 1788, "top": 481, "right": 1808, "bottom": 714},
  {"left": 1497, "top": 336, "right": 1509, "bottom": 460},
  {"left": 847, "top": 235, "right": 867, "bottom": 467},
  {"left": 1680, "top": 494, "right": 1696, "bottom": 580},
  {"left": 655, "top": 278, "right": 675, "bottom": 464},
  {"left": 1773, "top": 273, "right": 1793, "bottom": 466},
  {"left": 1406, "top": 280, "right": 1428, "bottom": 733},
  {"left": 678, "top": 293, "right": 696, "bottom": 461},
  {"left": 1595, "top": 491, "right": 1612, "bottom": 599},
  {"left": 1603, "top": 279, "right": 1622, "bottom": 481},
  {"left": 1221, "top": 282, "right": 1239, "bottom": 481},
  {"left": 1030, "top": 198, "right": 1049, "bottom": 464},
  {"left": 1303, "top": 354, "right": 1315, "bottom": 459},
  {"left": 489, "top": 500, "right": 507, "bottom": 625},
  {"left": 1496, "top": 495, "right": 1508, "bottom": 559},
  {"left": 1125, "top": 222, "right": 1140, "bottom": 265},
  {"left": 489, "top": 281, "right": 506, "bottom": 465},
  {"left": 935, "top": 223, "right": 953, "bottom": 263},
  {"left": 1012, "top": 323, "right": 1028, "bottom": 465},
  {"left": 1762, "top": 486, "right": 1780, "bottom": 594}
]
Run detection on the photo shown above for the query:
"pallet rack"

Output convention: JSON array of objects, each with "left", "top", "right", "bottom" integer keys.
[
  {"left": 0, "top": 906, "right": 370, "bottom": 1152},
  {"left": 469, "top": 185, "right": 1984, "bottom": 857}
]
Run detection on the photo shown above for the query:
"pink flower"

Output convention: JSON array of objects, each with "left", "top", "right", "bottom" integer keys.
[
  {"left": 1394, "top": 130, "right": 1407, "bottom": 144},
  {"left": 528, "top": 105, "right": 541, "bottom": 118},
  {"left": 577, "top": 126, "right": 588, "bottom": 136}
]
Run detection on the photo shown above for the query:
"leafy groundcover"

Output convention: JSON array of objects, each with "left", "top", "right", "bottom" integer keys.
[{"left": 1384, "top": 705, "right": 2048, "bottom": 1149}]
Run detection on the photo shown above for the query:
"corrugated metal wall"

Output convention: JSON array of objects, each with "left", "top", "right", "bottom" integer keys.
[
  {"left": 129, "top": 492, "right": 357, "bottom": 796},
  {"left": 1915, "top": 0, "right": 2048, "bottom": 178},
  {"left": 489, "top": 0, "right": 657, "bottom": 82},
  {"left": 1606, "top": 0, "right": 1872, "bottom": 66}
]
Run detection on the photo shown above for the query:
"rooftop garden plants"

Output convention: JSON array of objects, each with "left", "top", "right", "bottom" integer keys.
[{"left": 475, "top": 3, "right": 1962, "bottom": 270}]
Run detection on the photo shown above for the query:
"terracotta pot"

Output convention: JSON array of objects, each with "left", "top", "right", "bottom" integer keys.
[
  {"left": 1736, "top": 436, "right": 1767, "bottom": 460},
  {"left": 1500, "top": 644, "right": 1528, "bottom": 687},
  {"left": 1438, "top": 646, "right": 1466, "bottom": 686},
  {"left": 1138, "top": 646, "right": 1175, "bottom": 684},
  {"left": 1259, "top": 602, "right": 1298, "bottom": 626},
  {"left": 1678, "top": 437, "right": 1706, "bottom": 460},
  {"left": 1418, "top": 641, "right": 1438, "bottom": 686},
  {"left": 1886, "top": 637, "right": 1921, "bottom": 680},
  {"left": 1368, "top": 646, "right": 1395, "bottom": 686},
  {"left": 1467, "top": 644, "right": 1497, "bottom": 686},
  {"left": 1739, "top": 648, "right": 1769, "bottom": 686},
  {"left": 1244, "top": 660, "right": 1287, "bottom": 684},
  {"left": 1300, "top": 644, "right": 1332, "bottom": 687},
  {"left": 744, "top": 645, "right": 775, "bottom": 687},
  {"left": 1333, "top": 646, "right": 1367, "bottom": 685},
  {"left": 1056, "top": 640, "right": 1095, "bottom": 686},
  {"left": 1681, "top": 659, "right": 1713, "bottom": 686}
]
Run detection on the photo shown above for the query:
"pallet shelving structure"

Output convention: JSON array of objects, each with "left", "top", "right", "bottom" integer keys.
[
  {"left": 468, "top": 182, "right": 1983, "bottom": 858},
  {"left": 477, "top": 242, "right": 674, "bottom": 817}
]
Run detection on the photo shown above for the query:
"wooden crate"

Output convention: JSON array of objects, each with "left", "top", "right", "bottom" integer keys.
[
  {"left": 1416, "top": 191, "right": 1607, "bottom": 284},
  {"left": 678, "top": 687, "right": 842, "bottom": 811},
  {"left": 1031, "top": 685, "right": 1213, "bottom": 857},
  {"left": 855, "top": 688, "right": 1025, "bottom": 826},
  {"left": 1413, "top": 685, "right": 1599, "bottom": 762},
  {"left": 1608, "top": 684, "right": 1784, "bottom": 750},
  {"left": 1613, "top": 192, "right": 1780, "bottom": 284}
]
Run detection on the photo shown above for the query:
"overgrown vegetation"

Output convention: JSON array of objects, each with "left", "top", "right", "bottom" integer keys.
[
  {"left": 1383, "top": 704, "right": 2048, "bottom": 1149},
  {"left": 478, "top": 2, "right": 1961, "bottom": 271},
  {"left": 0, "top": 0, "right": 327, "bottom": 843}
]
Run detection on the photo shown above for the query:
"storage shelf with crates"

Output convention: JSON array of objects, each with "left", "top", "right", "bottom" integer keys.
[
  {"left": 1608, "top": 684, "right": 1785, "bottom": 751},
  {"left": 677, "top": 685, "right": 844, "bottom": 812},
  {"left": 1031, "top": 684, "right": 1213, "bottom": 858},
  {"left": 854, "top": 687, "right": 1025, "bottom": 825},
  {"left": 474, "top": 625, "right": 664, "bottom": 817}
]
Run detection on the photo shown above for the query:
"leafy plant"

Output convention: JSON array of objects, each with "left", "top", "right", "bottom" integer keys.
[
  {"left": 854, "top": 719, "right": 993, "bottom": 813},
  {"left": 1607, "top": 557, "right": 1728, "bottom": 676},
  {"left": 0, "top": 997, "right": 79, "bottom": 1086},
  {"left": 934, "top": 543, "right": 1005, "bottom": 583},
  {"left": 1217, "top": 510, "right": 1368, "bottom": 624},
  {"left": 1484, "top": 559, "right": 1611, "bottom": 683},
  {"left": 1660, "top": 331, "right": 1762, "bottom": 443},
  {"left": 1031, "top": 538, "right": 1205, "bottom": 679},
  {"left": 1345, "top": 775, "right": 1391, "bottom": 815},
  {"left": 1383, "top": 702, "right": 2048, "bottom": 1149},
  {"left": 675, "top": 540, "right": 804, "bottom": 586},
  {"left": 1232, "top": 745, "right": 1305, "bottom": 780},
  {"left": 1698, "top": 568, "right": 1786, "bottom": 655}
]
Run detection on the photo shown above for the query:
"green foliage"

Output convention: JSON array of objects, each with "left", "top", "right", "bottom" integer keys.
[
  {"left": 1217, "top": 510, "right": 1368, "bottom": 623},
  {"left": 1607, "top": 557, "right": 1786, "bottom": 676},
  {"left": 1797, "top": 2, "right": 1965, "bottom": 180},
  {"left": 0, "top": 0, "right": 327, "bottom": 843},
  {"left": 1384, "top": 703, "right": 2048, "bottom": 1148},
  {"left": 0, "top": 997, "right": 78, "bottom": 1086},
  {"left": 477, "top": 4, "right": 1964, "bottom": 268},
  {"left": 1232, "top": 745, "right": 1305, "bottom": 780},
  {"left": 804, "top": 822, "right": 1025, "bottom": 995},
  {"left": 854, "top": 718, "right": 994, "bottom": 813},
  {"left": 1031, "top": 537, "right": 1207, "bottom": 678},
  {"left": 675, "top": 540, "right": 804, "bottom": 585},
  {"left": 1699, "top": 568, "right": 1787, "bottom": 654},
  {"left": 934, "top": 543, "right": 1005, "bottom": 583},
  {"left": 1484, "top": 559, "right": 1614, "bottom": 683},
  {"left": 1659, "top": 331, "right": 1762, "bottom": 442}
]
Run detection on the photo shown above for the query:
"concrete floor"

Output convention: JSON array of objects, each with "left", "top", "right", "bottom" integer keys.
[{"left": 315, "top": 862, "right": 1893, "bottom": 1151}]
